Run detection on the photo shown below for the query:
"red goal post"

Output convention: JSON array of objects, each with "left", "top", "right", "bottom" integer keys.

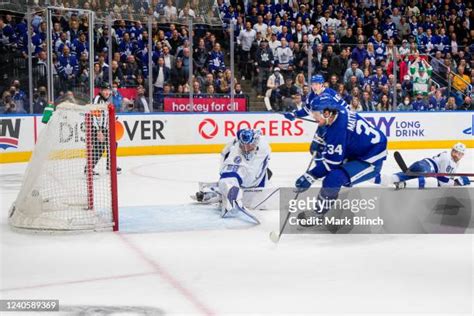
[{"left": 9, "top": 102, "right": 119, "bottom": 232}]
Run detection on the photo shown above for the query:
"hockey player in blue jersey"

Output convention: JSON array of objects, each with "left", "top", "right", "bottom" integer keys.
[
  {"left": 283, "top": 74, "right": 349, "bottom": 159},
  {"left": 284, "top": 75, "right": 387, "bottom": 221},
  {"left": 283, "top": 74, "right": 349, "bottom": 122}
]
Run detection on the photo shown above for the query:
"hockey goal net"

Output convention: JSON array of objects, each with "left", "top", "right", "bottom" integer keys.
[{"left": 9, "top": 102, "right": 119, "bottom": 232}]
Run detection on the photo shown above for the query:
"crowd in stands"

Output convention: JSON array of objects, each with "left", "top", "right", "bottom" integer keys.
[
  {"left": 0, "top": 0, "right": 473, "bottom": 114},
  {"left": 224, "top": 0, "right": 473, "bottom": 112},
  {"left": 0, "top": 0, "right": 233, "bottom": 113}
]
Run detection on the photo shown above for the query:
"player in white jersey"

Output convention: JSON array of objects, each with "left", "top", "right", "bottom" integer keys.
[
  {"left": 388, "top": 143, "right": 470, "bottom": 189},
  {"left": 192, "top": 129, "right": 271, "bottom": 222}
]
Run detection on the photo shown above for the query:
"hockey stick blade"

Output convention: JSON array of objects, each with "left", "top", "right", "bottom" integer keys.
[{"left": 393, "top": 151, "right": 408, "bottom": 172}]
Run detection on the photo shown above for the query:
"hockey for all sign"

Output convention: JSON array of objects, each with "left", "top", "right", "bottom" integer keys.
[{"left": 164, "top": 97, "right": 247, "bottom": 112}]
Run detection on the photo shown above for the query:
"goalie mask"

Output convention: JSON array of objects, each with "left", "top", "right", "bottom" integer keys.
[{"left": 237, "top": 129, "right": 260, "bottom": 161}]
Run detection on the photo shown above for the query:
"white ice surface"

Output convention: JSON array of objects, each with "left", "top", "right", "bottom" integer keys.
[{"left": 0, "top": 149, "right": 473, "bottom": 316}]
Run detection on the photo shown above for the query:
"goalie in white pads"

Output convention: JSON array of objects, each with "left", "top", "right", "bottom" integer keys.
[
  {"left": 387, "top": 143, "right": 470, "bottom": 189},
  {"left": 192, "top": 129, "right": 272, "bottom": 223}
]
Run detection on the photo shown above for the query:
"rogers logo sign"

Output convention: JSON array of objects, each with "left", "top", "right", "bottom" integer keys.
[
  {"left": 198, "top": 118, "right": 304, "bottom": 140},
  {"left": 198, "top": 118, "right": 219, "bottom": 139}
]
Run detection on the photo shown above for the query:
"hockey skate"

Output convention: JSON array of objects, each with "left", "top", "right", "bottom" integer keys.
[
  {"left": 192, "top": 190, "right": 220, "bottom": 204},
  {"left": 394, "top": 181, "right": 406, "bottom": 190},
  {"left": 191, "top": 182, "right": 221, "bottom": 204}
]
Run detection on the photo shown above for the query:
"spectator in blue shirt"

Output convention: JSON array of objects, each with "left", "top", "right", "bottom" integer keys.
[
  {"left": 369, "top": 66, "right": 388, "bottom": 97},
  {"left": 351, "top": 40, "right": 369, "bottom": 66},
  {"left": 111, "top": 82, "right": 124, "bottom": 113},
  {"left": 401, "top": 75, "right": 413, "bottom": 98},
  {"left": 428, "top": 90, "right": 446, "bottom": 110},
  {"left": 343, "top": 61, "right": 364, "bottom": 84},
  {"left": 411, "top": 93, "right": 428, "bottom": 111}
]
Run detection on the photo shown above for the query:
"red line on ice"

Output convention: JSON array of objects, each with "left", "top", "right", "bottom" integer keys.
[
  {"left": 116, "top": 234, "right": 216, "bottom": 316},
  {"left": 0, "top": 272, "right": 156, "bottom": 292}
]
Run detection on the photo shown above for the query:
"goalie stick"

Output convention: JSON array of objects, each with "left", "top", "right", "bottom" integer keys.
[
  {"left": 251, "top": 188, "right": 280, "bottom": 209},
  {"left": 269, "top": 151, "right": 318, "bottom": 243},
  {"left": 394, "top": 151, "right": 474, "bottom": 179},
  {"left": 221, "top": 201, "right": 261, "bottom": 224}
]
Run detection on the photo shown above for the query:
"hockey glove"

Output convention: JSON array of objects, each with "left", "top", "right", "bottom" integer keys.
[
  {"left": 283, "top": 112, "right": 296, "bottom": 121},
  {"left": 295, "top": 172, "right": 316, "bottom": 193},
  {"left": 455, "top": 176, "right": 471, "bottom": 186}
]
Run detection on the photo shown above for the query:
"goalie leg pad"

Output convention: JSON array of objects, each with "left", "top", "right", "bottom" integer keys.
[{"left": 219, "top": 177, "right": 243, "bottom": 217}]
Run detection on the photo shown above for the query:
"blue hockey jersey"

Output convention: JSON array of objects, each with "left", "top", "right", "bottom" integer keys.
[
  {"left": 382, "top": 22, "right": 398, "bottom": 39},
  {"left": 320, "top": 109, "right": 387, "bottom": 170},
  {"left": 294, "top": 87, "right": 349, "bottom": 118},
  {"left": 119, "top": 40, "right": 136, "bottom": 61},
  {"left": 71, "top": 39, "right": 89, "bottom": 57},
  {"left": 309, "top": 88, "right": 350, "bottom": 112},
  {"left": 207, "top": 50, "right": 225, "bottom": 73},
  {"left": 58, "top": 54, "right": 79, "bottom": 78}
]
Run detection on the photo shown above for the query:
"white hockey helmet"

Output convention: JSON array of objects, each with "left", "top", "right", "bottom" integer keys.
[{"left": 452, "top": 142, "right": 466, "bottom": 154}]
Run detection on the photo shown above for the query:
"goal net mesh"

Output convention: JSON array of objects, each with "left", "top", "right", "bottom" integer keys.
[{"left": 9, "top": 102, "right": 116, "bottom": 231}]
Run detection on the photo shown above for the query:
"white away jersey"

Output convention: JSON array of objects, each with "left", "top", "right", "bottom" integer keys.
[
  {"left": 428, "top": 151, "right": 458, "bottom": 174},
  {"left": 219, "top": 137, "right": 271, "bottom": 188},
  {"left": 426, "top": 151, "right": 460, "bottom": 186}
]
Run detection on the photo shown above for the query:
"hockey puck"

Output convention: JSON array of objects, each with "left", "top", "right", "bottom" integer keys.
[{"left": 269, "top": 231, "right": 280, "bottom": 243}]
